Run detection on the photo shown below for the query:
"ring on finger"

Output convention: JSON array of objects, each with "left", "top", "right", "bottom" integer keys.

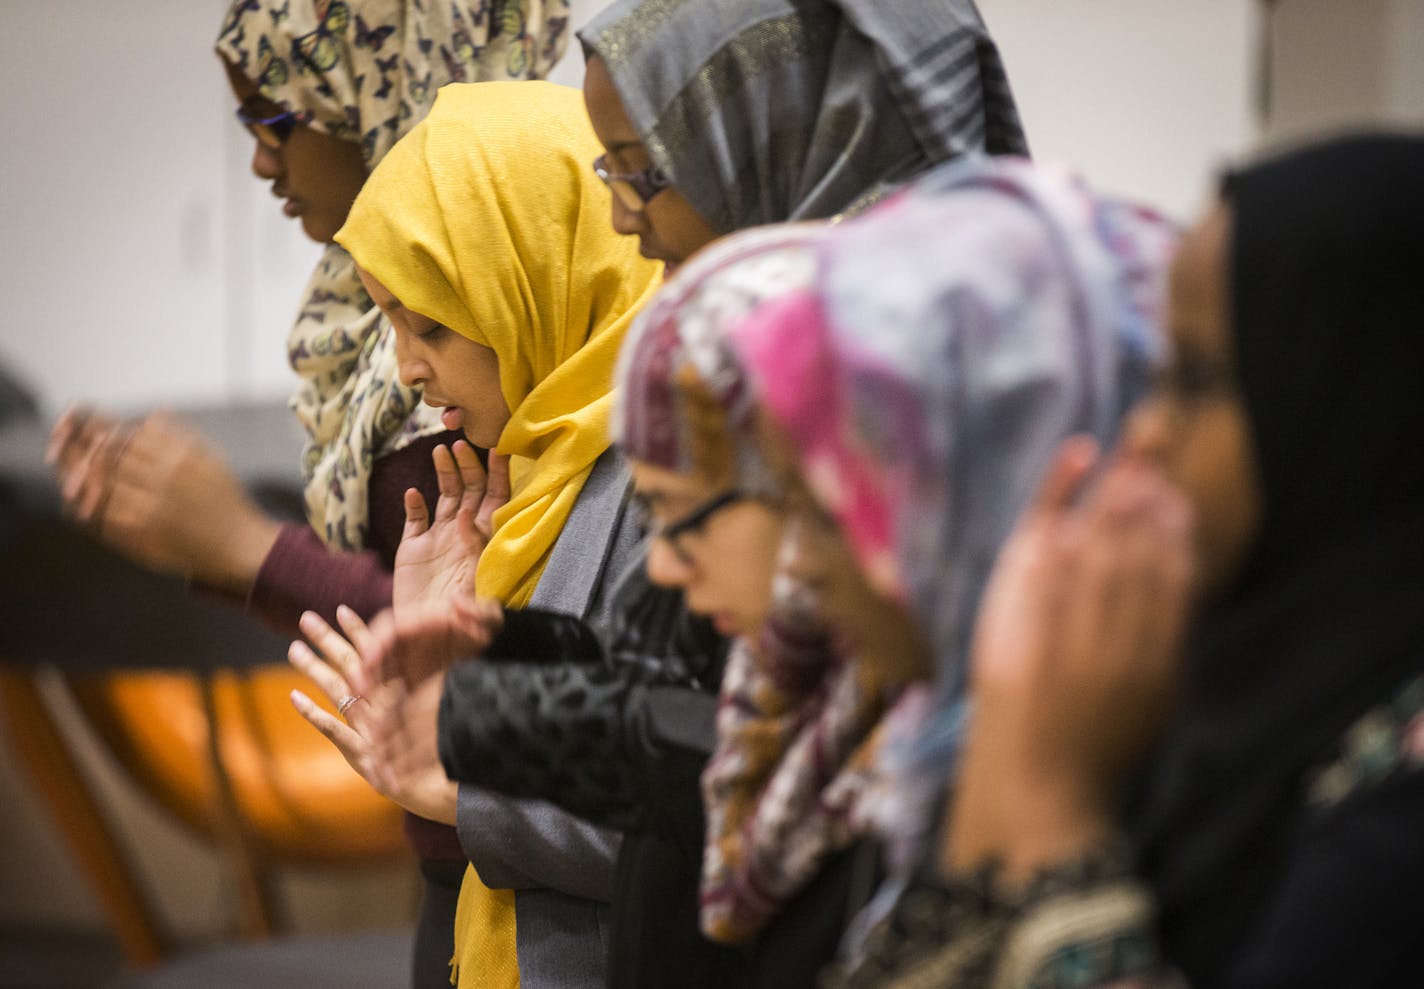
[{"left": 338, "top": 694, "right": 365, "bottom": 717}]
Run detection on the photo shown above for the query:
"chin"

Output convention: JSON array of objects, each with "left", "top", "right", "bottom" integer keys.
[{"left": 301, "top": 215, "right": 339, "bottom": 244}]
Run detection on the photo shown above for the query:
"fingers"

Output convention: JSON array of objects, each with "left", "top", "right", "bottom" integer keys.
[
  {"left": 432, "top": 444, "right": 463, "bottom": 523},
  {"left": 298, "top": 610, "right": 362, "bottom": 684},
  {"left": 1031, "top": 436, "right": 1099, "bottom": 516},
  {"left": 455, "top": 506, "right": 484, "bottom": 558},
  {"left": 47, "top": 405, "right": 98, "bottom": 468},
  {"left": 452, "top": 593, "right": 504, "bottom": 651},
  {"left": 452, "top": 440, "right": 488, "bottom": 518},
  {"left": 354, "top": 605, "right": 425, "bottom": 693},
  {"left": 335, "top": 604, "right": 378, "bottom": 664},
  {"left": 289, "top": 689, "right": 367, "bottom": 765},
  {"left": 402, "top": 487, "right": 431, "bottom": 541},
  {"left": 63, "top": 431, "right": 112, "bottom": 521},
  {"left": 63, "top": 423, "right": 134, "bottom": 528},
  {"left": 476, "top": 453, "right": 511, "bottom": 539},
  {"left": 288, "top": 640, "right": 354, "bottom": 711},
  {"left": 351, "top": 611, "right": 395, "bottom": 695},
  {"left": 360, "top": 600, "right": 472, "bottom": 690}
]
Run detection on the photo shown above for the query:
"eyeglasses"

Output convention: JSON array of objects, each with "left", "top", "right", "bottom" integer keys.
[
  {"left": 592, "top": 154, "right": 672, "bottom": 212},
  {"left": 634, "top": 489, "right": 747, "bottom": 566},
  {"left": 236, "top": 103, "right": 298, "bottom": 149}
]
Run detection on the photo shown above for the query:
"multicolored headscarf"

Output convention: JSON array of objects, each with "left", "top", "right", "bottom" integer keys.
[
  {"left": 579, "top": 0, "right": 1027, "bottom": 234},
  {"left": 615, "top": 224, "right": 903, "bottom": 944},
  {"left": 729, "top": 155, "right": 1176, "bottom": 868},
  {"left": 214, "top": 0, "right": 571, "bottom": 550},
  {"left": 613, "top": 224, "right": 826, "bottom": 491}
]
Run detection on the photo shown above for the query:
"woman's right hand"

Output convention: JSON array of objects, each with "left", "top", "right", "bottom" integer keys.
[
  {"left": 47, "top": 407, "right": 280, "bottom": 594},
  {"left": 392, "top": 442, "right": 510, "bottom": 609},
  {"left": 943, "top": 438, "right": 1196, "bottom": 883}
]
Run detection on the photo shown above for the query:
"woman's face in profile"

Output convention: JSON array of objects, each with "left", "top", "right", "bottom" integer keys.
[
  {"left": 357, "top": 267, "right": 512, "bottom": 450},
  {"left": 225, "top": 62, "right": 368, "bottom": 244},
  {"left": 583, "top": 56, "right": 720, "bottom": 274},
  {"left": 1124, "top": 204, "right": 1262, "bottom": 595},
  {"left": 628, "top": 458, "right": 786, "bottom": 638}
]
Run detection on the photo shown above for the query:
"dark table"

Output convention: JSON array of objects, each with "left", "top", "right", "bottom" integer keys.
[{"left": 0, "top": 403, "right": 307, "bottom": 670}]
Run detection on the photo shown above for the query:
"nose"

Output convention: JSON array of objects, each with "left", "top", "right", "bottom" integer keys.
[
  {"left": 392, "top": 329, "right": 429, "bottom": 388},
  {"left": 644, "top": 537, "right": 693, "bottom": 590},
  {"left": 610, "top": 196, "right": 646, "bottom": 237},
  {"left": 250, "top": 140, "right": 281, "bottom": 181}
]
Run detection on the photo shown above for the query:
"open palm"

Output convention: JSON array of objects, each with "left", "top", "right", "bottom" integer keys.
[{"left": 393, "top": 441, "right": 510, "bottom": 608}]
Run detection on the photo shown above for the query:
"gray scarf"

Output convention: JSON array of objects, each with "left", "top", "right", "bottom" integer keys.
[{"left": 579, "top": 0, "right": 1027, "bottom": 234}]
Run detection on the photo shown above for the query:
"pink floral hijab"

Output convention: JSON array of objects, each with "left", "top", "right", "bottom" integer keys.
[{"left": 730, "top": 155, "right": 1175, "bottom": 868}]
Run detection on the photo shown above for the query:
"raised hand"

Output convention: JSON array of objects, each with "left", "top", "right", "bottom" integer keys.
[
  {"left": 287, "top": 605, "right": 461, "bottom": 825},
  {"left": 48, "top": 405, "right": 130, "bottom": 524},
  {"left": 943, "top": 438, "right": 1196, "bottom": 882},
  {"left": 392, "top": 442, "right": 511, "bottom": 608},
  {"left": 49, "top": 408, "right": 280, "bottom": 594},
  {"left": 352, "top": 592, "right": 503, "bottom": 695}
]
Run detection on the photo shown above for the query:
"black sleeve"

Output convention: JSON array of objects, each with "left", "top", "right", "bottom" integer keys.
[
  {"left": 437, "top": 572, "right": 729, "bottom": 832},
  {"left": 1219, "top": 766, "right": 1424, "bottom": 989},
  {"left": 483, "top": 606, "right": 606, "bottom": 665}
]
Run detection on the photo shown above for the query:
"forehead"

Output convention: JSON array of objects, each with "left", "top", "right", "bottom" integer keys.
[
  {"left": 627, "top": 459, "right": 716, "bottom": 502},
  {"left": 1169, "top": 203, "right": 1232, "bottom": 356},
  {"left": 582, "top": 56, "right": 641, "bottom": 146},
  {"left": 355, "top": 266, "right": 401, "bottom": 309}
]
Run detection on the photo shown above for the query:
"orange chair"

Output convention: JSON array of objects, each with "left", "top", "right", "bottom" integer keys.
[
  {"left": 0, "top": 402, "right": 408, "bottom": 969},
  {"left": 0, "top": 664, "right": 407, "bottom": 966}
]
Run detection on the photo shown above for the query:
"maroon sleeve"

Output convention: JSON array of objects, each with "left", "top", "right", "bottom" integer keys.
[{"left": 246, "top": 522, "right": 394, "bottom": 637}]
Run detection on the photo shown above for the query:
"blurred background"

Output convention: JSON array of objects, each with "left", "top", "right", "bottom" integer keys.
[{"left": 0, "top": 0, "right": 1419, "bottom": 986}]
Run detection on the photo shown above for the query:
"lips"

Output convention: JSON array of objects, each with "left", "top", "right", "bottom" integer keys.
[
  {"left": 439, "top": 406, "right": 466, "bottom": 431},
  {"left": 272, "top": 183, "right": 302, "bottom": 217}
]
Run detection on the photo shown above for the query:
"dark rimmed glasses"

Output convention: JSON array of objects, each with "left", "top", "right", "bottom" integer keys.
[
  {"left": 236, "top": 103, "right": 298, "bottom": 149},
  {"left": 635, "top": 489, "right": 747, "bottom": 566},
  {"left": 592, "top": 154, "right": 673, "bottom": 212}
]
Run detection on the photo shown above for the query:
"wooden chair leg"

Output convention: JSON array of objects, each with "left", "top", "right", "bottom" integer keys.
[
  {"left": 199, "top": 674, "right": 285, "bottom": 938},
  {"left": 0, "top": 668, "right": 167, "bottom": 966}
]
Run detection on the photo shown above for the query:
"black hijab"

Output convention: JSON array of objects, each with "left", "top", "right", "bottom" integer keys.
[{"left": 1131, "top": 133, "right": 1424, "bottom": 985}]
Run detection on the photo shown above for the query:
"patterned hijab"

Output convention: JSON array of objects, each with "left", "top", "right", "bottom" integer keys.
[
  {"left": 214, "top": 0, "right": 570, "bottom": 550},
  {"left": 336, "top": 81, "right": 663, "bottom": 608},
  {"left": 730, "top": 156, "right": 1175, "bottom": 864},
  {"left": 578, "top": 0, "right": 1027, "bottom": 235},
  {"left": 615, "top": 224, "right": 901, "bottom": 945}
]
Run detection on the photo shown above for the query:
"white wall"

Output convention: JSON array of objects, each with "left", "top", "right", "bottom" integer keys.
[
  {"left": 1263, "top": 0, "right": 1424, "bottom": 144},
  {"left": 0, "top": 0, "right": 609, "bottom": 418},
  {"left": 981, "top": 0, "right": 1260, "bottom": 223},
  {"left": 0, "top": 1, "right": 309, "bottom": 415}
]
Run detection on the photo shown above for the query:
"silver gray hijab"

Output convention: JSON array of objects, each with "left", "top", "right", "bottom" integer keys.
[{"left": 578, "top": 0, "right": 1028, "bottom": 233}]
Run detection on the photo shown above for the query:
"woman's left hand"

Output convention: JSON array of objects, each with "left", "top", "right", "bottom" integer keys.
[
  {"left": 392, "top": 442, "right": 510, "bottom": 609},
  {"left": 287, "top": 605, "right": 458, "bottom": 825},
  {"left": 943, "top": 440, "right": 1196, "bottom": 882}
]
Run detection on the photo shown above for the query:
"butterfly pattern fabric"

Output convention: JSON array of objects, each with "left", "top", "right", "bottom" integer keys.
[{"left": 214, "top": 0, "right": 571, "bottom": 550}]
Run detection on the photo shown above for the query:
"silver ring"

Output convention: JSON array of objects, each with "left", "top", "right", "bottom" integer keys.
[{"left": 338, "top": 694, "right": 363, "bottom": 716}]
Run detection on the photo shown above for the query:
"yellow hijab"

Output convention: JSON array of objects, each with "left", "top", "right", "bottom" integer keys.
[
  {"left": 336, "top": 80, "right": 662, "bottom": 608},
  {"left": 335, "top": 81, "right": 662, "bottom": 987}
]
